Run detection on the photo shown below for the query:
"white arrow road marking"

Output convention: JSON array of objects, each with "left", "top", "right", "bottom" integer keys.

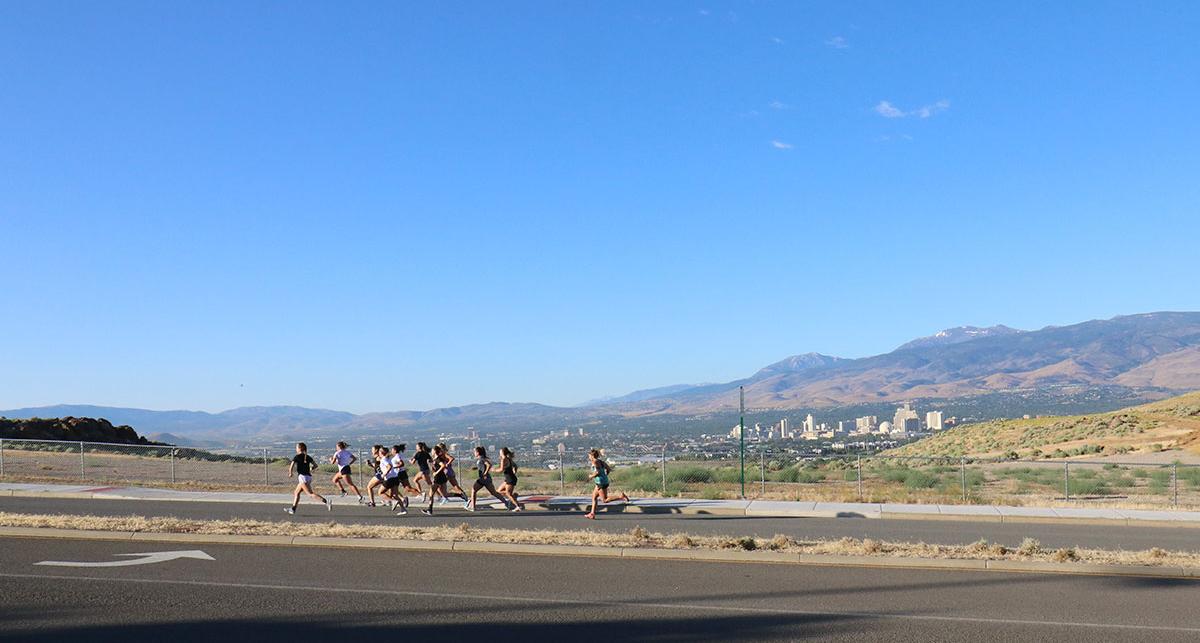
[{"left": 34, "top": 550, "right": 215, "bottom": 568}]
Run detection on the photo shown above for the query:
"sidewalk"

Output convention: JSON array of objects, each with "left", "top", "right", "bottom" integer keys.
[{"left": 4, "top": 482, "right": 1200, "bottom": 527}]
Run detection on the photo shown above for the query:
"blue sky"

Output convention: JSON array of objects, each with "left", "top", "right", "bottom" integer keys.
[{"left": 2, "top": 2, "right": 1198, "bottom": 413}]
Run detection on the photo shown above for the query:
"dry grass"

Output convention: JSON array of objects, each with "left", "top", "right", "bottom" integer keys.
[
  {"left": 2, "top": 510, "right": 1198, "bottom": 569},
  {"left": 889, "top": 391, "right": 1200, "bottom": 460}
]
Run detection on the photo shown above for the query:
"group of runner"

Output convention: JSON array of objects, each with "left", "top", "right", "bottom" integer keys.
[{"left": 286, "top": 442, "right": 629, "bottom": 519}]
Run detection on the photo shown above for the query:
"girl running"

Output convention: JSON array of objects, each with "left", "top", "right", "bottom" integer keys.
[
  {"left": 421, "top": 444, "right": 452, "bottom": 516},
  {"left": 583, "top": 448, "right": 629, "bottom": 520},
  {"left": 329, "top": 441, "right": 363, "bottom": 503},
  {"left": 466, "top": 446, "right": 511, "bottom": 511},
  {"left": 411, "top": 442, "right": 432, "bottom": 502},
  {"left": 387, "top": 444, "right": 422, "bottom": 514},
  {"left": 365, "top": 444, "right": 389, "bottom": 507},
  {"left": 497, "top": 447, "right": 522, "bottom": 512},
  {"left": 436, "top": 442, "right": 469, "bottom": 506},
  {"left": 286, "top": 442, "right": 331, "bottom": 514}
]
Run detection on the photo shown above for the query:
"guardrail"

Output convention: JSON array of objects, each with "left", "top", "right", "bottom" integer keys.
[{"left": 1, "top": 437, "right": 1196, "bottom": 509}]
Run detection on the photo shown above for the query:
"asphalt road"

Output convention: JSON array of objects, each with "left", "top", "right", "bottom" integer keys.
[
  {"left": 2, "top": 495, "right": 1199, "bottom": 551},
  {"left": 1, "top": 535, "right": 1199, "bottom": 642}
]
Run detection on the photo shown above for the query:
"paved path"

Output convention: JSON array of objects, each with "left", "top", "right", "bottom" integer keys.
[
  {"left": 2, "top": 534, "right": 1198, "bottom": 642},
  {"left": 4, "top": 482, "right": 1199, "bottom": 526},
  {"left": 3, "top": 494, "right": 1200, "bottom": 552}
]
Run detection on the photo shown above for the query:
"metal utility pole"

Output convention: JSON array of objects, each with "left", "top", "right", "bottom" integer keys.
[{"left": 739, "top": 385, "right": 746, "bottom": 499}]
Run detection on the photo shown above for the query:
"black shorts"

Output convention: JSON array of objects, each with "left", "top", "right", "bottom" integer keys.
[
  {"left": 474, "top": 474, "right": 493, "bottom": 488},
  {"left": 338, "top": 465, "right": 352, "bottom": 476},
  {"left": 398, "top": 470, "right": 410, "bottom": 486},
  {"left": 383, "top": 476, "right": 401, "bottom": 490},
  {"left": 418, "top": 466, "right": 431, "bottom": 477},
  {"left": 503, "top": 474, "right": 518, "bottom": 486},
  {"left": 596, "top": 482, "right": 610, "bottom": 490},
  {"left": 433, "top": 472, "right": 448, "bottom": 485}
]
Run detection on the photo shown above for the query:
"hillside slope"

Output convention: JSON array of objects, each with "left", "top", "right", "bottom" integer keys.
[
  {"left": 619, "top": 312, "right": 1200, "bottom": 413},
  {"left": 888, "top": 391, "right": 1200, "bottom": 459}
]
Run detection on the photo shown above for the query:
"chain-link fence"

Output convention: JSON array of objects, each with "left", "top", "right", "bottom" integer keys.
[{"left": 2, "top": 437, "right": 1199, "bottom": 509}]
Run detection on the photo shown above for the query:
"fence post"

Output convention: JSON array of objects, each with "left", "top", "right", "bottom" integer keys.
[
  {"left": 80, "top": 441, "right": 85, "bottom": 480},
  {"left": 760, "top": 447, "right": 766, "bottom": 497},
  {"left": 856, "top": 455, "right": 863, "bottom": 501},
  {"left": 1063, "top": 462, "right": 1070, "bottom": 501},
  {"left": 661, "top": 444, "right": 667, "bottom": 496},
  {"left": 0, "top": 438, "right": 4, "bottom": 477},
  {"left": 1172, "top": 463, "right": 1179, "bottom": 507},
  {"left": 960, "top": 457, "right": 967, "bottom": 501},
  {"left": 264, "top": 448, "right": 269, "bottom": 485},
  {"left": 558, "top": 454, "right": 564, "bottom": 495},
  {"left": 170, "top": 449, "right": 176, "bottom": 484}
]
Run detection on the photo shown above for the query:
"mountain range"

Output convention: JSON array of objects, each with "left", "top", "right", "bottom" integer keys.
[{"left": 5, "top": 312, "right": 1200, "bottom": 442}]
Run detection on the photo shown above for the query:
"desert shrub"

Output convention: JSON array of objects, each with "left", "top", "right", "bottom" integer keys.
[
  {"left": 1017, "top": 538, "right": 1041, "bottom": 556},
  {"left": 667, "top": 465, "right": 713, "bottom": 484},
  {"left": 1068, "top": 477, "right": 1110, "bottom": 496},
  {"left": 721, "top": 536, "right": 757, "bottom": 551},
  {"left": 903, "top": 470, "right": 939, "bottom": 490}
]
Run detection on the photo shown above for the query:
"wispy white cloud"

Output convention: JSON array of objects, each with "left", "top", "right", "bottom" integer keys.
[
  {"left": 768, "top": 99, "right": 790, "bottom": 110},
  {"left": 874, "top": 99, "right": 950, "bottom": 119},
  {"left": 825, "top": 36, "right": 848, "bottom": 49},
  {"left": 771, "top": 36, "right": 784, "bottom": 45},
  {"left": 874, "top": 100, "right": 906, "bottom": 118},
  {"left": 698, "top": 8, "right": 710, "bottom": 16},
  {"left": 770, "top": 140, "right": 793, "bottom": 150},
  {"left": 912, "top": 100, "right": 950, "bottom": 118}
]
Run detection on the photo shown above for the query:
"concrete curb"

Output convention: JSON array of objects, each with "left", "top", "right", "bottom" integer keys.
[{"left": 1, "top": 525, "right": 1197, "bottom": 579}]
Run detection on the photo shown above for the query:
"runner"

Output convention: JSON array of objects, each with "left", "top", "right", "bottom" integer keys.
[
  {"left": 387, "top": 444, "right": 421, "bottom": 515},
  {"left": 497, "top": 447, "right": 523, "bottom": 512},
  {"left": 436, "top": 442, "right": 469, "bottom": 506},
  {"left": 329, "top": 441, "right": 363, "bottom": 503},
  {"left": 364, "top": 444, "right": 389, "bottom": 507},
  {"left": 286, "top": 442, "right": 331, "bottom": 515},
  {"left": 583, "top": 448, "right": 629, "bottom": 520},
  {"left": 421, "top": 444, "right": 451, "bottom": 516},
  {"left": 411, "top": 442, "right": 432, "bottom": 502},
  {"left": 466, "top": 446, "right": 511, "bottom": 511}
]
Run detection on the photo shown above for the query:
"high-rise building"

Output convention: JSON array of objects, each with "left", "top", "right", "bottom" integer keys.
[
  {"left": 926, "top": 411, "right": 944, "bottom": 431},
  {"left": 803, "top": 414, "right": 816, "bottom": 433},
  {"left": 837, "top": 420, "right": 856, "bottom": 434},
  {"left": 855, "top": 416, "right": 877, "bottom": 432},
  {"left": 893, "top": 403, "right": 919, "bottom": 434},
  {"left": 780, "top": 418, "right": 790, "bottom": 435}
]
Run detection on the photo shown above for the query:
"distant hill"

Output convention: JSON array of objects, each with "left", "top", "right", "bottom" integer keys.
[
  {"left": 0, "top": 416, "right": 160, "bottom": 445},
  {"left": 0, "top": 405, "right": 355, "bottom": 441},
  {"left": 7, "top": 312, "right": 1200, "bottom": 440},
  {"left": 887, "top": 390, "right": 1200, "bottom": 459},
  {"left": 895, "top": 325, "right": 1023, "bottom": 351},
  {"left": 578, "top": 384, "right": 706, "bottom": 407},
  {"left": 611, "top": 312, "right": 1200, "bottom": 414}
]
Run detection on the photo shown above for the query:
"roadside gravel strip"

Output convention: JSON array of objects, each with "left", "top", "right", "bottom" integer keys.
[{"left": 2, "top": 511, "right": 1199, "bottom": 578}]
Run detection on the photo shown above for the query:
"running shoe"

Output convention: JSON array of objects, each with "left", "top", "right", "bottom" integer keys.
[
  {"left": 357, "top": 496, "right": 365, "bottom": 505},
  {"left": 340, "top": 490, "right": 347, "bottom": 497},
  {"left": 397, "top": 507, "right": 408, "bottom": 515},
  {"left": 420, "top": 509, "right": 432, "bottom": 516},
  {"left": 438, "top": 497, "right": 447, "bottom": 505},
  {"left": 465, "top": 504, "right": 476, "bottom": 512},
  {"left": 285, "top": 507, "right": 295, "bottom": 515},
  {"left": 462, "top": 499, "right": 471, "bottom": 510},
  {"left": 510, "top": 505, "right": 522, "bottom": 512},
  {"left": 326, "top": 499, "right": 333, "bottom": 511}
]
